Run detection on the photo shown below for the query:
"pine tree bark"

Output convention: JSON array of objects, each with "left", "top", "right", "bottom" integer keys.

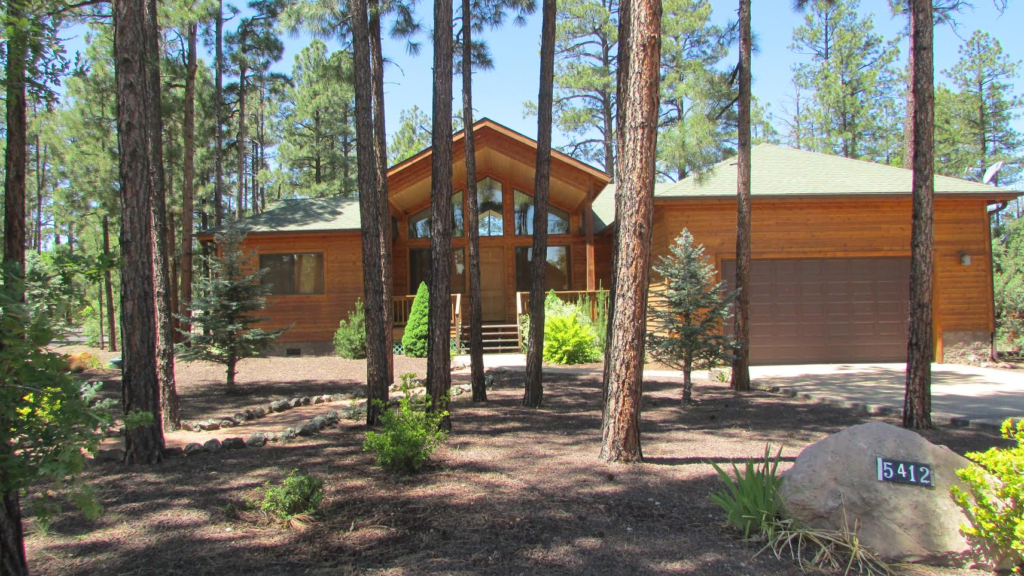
[
  {"left": 351, "top": 0, "right": 390, "bottom": 425},
  {"left": 214, "top": 0, "right": 224, "bottom": 226},
  {"left": 462, "top": 0, "right": 486, "bottom": 402},
  {"left": 2, "top": 1, "right": 30, "bottom": 571},
  {"left": 599, "top": 0, "right": 660, "bottom": 463},
  {"left": 180, "top": 22, "right": 197, "bottom": 339},
  {"left": 115, "top": 0, "right": 166, "bottom": 463},
  {"left": 428, "top": 0, "right": 455, "bottom": 430},
  {"left": 237, "top": 51, "right": 248, "bottom": 221},
  {"left": 730, "top": 0, "right": 752, "bottom": 392},
  {"left": 104, "top": 216, "right": 118, "bottom": 352},
  {"left": 903, "top": 0, "right": 934, "bottom": 430},
  {"left": 369, "top": 1, "right": 394, "bottom": 388},
  {"left": 524, "top": 0, "right": 557, "bottom": 409}
]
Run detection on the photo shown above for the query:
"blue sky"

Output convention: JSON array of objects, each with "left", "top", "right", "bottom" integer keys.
[{"left": 61, "top": 0, "right": 1024, "bottom": 148}]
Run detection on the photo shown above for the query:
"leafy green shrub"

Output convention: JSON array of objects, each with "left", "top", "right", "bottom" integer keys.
[
  {"left": 401, "top": 282, "right": 429, "bottom": 358},
  {"left": 518, "top": 313, "right": 531, "bottom": 354},
  {"left": 364, "top": 374, "right": 448, "bottom": 474},
  {"left": 543, "top": 314, "right": 601, "bottom": 364},
  {"left": 952, "top": 418, "right": 1024, "bottom": 570},
  {"left": 709, "top": 445, "right": 783, "bottom": 539},
  {"left": 334, "top": 299, "right": 367, "bottom": 359},
  {"left": 260, "top": 469, "right": 325, "bottom": 524}
]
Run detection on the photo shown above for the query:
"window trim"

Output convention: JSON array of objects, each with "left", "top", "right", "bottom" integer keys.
[{"left": 258, "top": 251, "right": 327, "bottom": 296}]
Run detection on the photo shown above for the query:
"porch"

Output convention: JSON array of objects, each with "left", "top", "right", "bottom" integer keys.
[{"left": 392, "top": 289, "right": 608, "bottom": 354}]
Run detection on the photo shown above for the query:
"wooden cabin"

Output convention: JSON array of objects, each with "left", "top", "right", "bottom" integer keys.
[{"left": 198, "top": 119, "right": 1019, "bottom": 364}]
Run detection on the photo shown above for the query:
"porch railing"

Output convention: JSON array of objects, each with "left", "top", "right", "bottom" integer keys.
[
  {"left": 515, "top": 289, "right": 609, "bottom": 348},
  {"left": 392, "top": 293, "right": 462, "bottom": 350}
]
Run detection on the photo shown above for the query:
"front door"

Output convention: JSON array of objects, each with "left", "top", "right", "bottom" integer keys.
[{"left": 480, "top": 246, "right": 506, "bottom": 322}]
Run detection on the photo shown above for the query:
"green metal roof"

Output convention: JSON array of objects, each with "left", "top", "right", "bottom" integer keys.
[
  {"left": 201, "top": 196, "right": 362, "bottom": 235},
  {"left": 590, "top": 143, "right": 1019, "bottom": 232}
]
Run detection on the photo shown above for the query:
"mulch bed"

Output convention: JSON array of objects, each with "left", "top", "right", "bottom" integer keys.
[{"left": 25, "top": 363, "right": 1007, "bottom": 575}]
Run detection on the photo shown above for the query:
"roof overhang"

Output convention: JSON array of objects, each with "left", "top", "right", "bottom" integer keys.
[{"left": 387, "top": 119, "right": 611, "bottom": 214}]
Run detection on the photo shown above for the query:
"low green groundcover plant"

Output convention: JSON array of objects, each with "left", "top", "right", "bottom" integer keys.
[
  {"left": 364, "top": 374, "right": 448, "bottom": 474},
  {"left": 334, "top": 299, "right": 367, "bottom": 359},
  {"left": 259, "top": 469, "right": 325, "bottom": 527},
  {"left": 952, "top": 418, "right": 1024, "bottom": 570},
  {"left": 401, "top": 282, "right": 430, "bottom": 358}
]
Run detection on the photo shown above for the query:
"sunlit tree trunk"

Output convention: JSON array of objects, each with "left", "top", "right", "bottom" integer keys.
[
  {"left": 115, "top": 0, "right": 166, "bottom": 463},
  {"left": 428, "top": 0, "right": 455, "bottom": 430},
  {"left": 180, "top": 21, "right": 197, "bottom": 339},
  {"left": 214, "top": 0, "right": 224, "bottom": 226},
  {"left": 351, "top": 0, "right": 390, "bottom": 425},
  {"left": 730, "top": 0, "right": 752, "bottom": 392},
  {"left": 903, "top": 0, "right": 934, "bottom": 430},
  {"left": 104, "top": 216, "right": 118, "bottom": 352},
  {"left": 599, "top": 0, "right": 661, "bottom": 463},
  {"left": 461, "top": 0, "right": 486, "bottom": 402},
  {"left": 524, "top": 0, "right": 557, "bottom": 408}
]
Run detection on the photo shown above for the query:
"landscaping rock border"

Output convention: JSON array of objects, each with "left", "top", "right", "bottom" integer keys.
[
  {"left": 177, "top": 407, "right": 349, "bottom": 458},
  {"left": 179, "top": 391, "right": 362, "bottom": 432}
]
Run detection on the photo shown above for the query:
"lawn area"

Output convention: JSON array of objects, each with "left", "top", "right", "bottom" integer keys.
[{"left": 26, "top": 354, "right": 1006, "bottom": 575}]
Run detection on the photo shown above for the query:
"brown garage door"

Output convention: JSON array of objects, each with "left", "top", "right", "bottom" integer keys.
[{"left": 721, "top": 258, "right": 910, "bottom": 365}]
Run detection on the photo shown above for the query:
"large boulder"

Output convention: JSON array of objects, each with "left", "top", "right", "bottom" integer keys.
[{"left": 780, "top": 422, "right": 972, "bottom": 565}]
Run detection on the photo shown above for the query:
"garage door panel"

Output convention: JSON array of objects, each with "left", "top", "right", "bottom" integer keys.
[{"left": 722, "top": 257, "right": 910, "bottom": 364}]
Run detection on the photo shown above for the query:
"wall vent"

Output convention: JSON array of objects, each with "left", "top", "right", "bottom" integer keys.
[{"left": 285, "top": 348, "right": 302, "bottom": 357}]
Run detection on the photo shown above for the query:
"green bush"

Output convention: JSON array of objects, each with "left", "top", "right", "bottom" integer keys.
[
  {"left": 401, "top": 282, "right": 429, "bottom": 358},
  {"left": 543, "top": 314, "right": 601, "bottom": 364},
  {"left": 709, "top": 445, "right": 783, "bottom": 539},
  {"left": 363, "top": 374, "right": 448, "bottom": 474},
  {"left": 952, "top": 418, "right": 1024, "bottom": 570},
  {"left": 260, "top": 469, "right": 325, "bottom": 522},
  {"left": 334, "top": 299, "right": 367, "bottom": 359}
]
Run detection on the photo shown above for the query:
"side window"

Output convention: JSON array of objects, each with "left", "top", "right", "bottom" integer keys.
[{"left": 260, "top": 253, "right": 325, "bottom": 295}]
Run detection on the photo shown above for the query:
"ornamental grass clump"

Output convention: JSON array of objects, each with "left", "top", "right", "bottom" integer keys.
[
  {"left": 710, "top": 444, "right": 784, "bottom": 539},
  {"left": 952, "top": 418, "right": 1024, "bottom": 571},
  {"left": 259, "top": 469, "right": 325, "bottom": 529},
  {"left": 363, "top": 374, "right": 448, "bottom": 474}
]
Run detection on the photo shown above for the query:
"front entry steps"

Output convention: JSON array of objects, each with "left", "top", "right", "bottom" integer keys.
[{"left": 460, "top": 323, "right": 520, "bottom": 354}]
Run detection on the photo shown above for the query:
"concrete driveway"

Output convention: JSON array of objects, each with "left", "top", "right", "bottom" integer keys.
[{"left": 751, "top": 363, "right": 1024, "bottom": 429}]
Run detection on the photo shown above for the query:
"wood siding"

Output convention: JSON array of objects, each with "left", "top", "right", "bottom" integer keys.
[
  {"left": 650, "top": 197, "right": 995, "bottom": 360},
  {"left": 240, "top": 232, "right": 364, "bottom": 343}
]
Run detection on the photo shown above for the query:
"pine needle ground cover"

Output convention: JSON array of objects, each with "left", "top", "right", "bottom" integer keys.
[{"left": 23, "top": 359, "right": 1009, "bottom": 576}]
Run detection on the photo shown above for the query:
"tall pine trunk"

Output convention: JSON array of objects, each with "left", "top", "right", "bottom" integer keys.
[
  {"left": 115, "top": 0, "right": 166, "bottom": 463},
  {"left": 524, "top": 0, "right": 557, "bottom": 408},
  {"left": 104, "top": 216, "right": 118, "bottom": 352},
  {"left": 730, "top": 0, "right": 752, "bottom": 392},
  {"left": 181, "top": 22, "right": 197, "bottom": 339},
  {"left": 2, "top": 0, "right": 30, "bottom": 571},
  {"left": 369, "top": 1, "right": 394, "bottom": 388},
  {"left": 599, "top": 0, "right": 660, "bottom": 463},
  {"left": 462, "top": 0, "right": 486, "bottom": 402},
  {"left": 351, "top": 0, "right": 390, "bottom": 425},
  {"left": 903, "top": 0, "right": 934, "bottom": 430},
  {"left": 428, "top": 0, "right": 455, "bottom": 431},
  {"left": 214, "top": 0, "right": 224, "bottom": 226},
  {"left": 237, "top": 58, "right": 247, "bottom": 220}
]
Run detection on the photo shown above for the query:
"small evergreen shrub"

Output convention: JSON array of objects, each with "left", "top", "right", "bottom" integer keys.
[
  {"left": 364, "top": 374, "right": 448, "bottom": 474},
  {"left": 260, "top": 469, "right": 325, "bottom": 524},
  {"left": 543, "top": 314, "right": 601, "bottom": 364},
  {"left": 709, "top": 444, "right": 783, "bottom": 539},
  {"left": 401, "top": 282, "right": 430, "bottom": 358},
  {"left": 952, "top": 418, "right": 1024, "bottom": 570},
  {"left": 334, "top": 299, "right": 367, "bottom": 359}
]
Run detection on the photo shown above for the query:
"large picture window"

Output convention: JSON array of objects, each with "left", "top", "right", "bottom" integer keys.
[
  {"left": 260, "top": 253, "right": 325, "bottom": 295},
  {"left": 513, "top": 190, "right": 570, "bottom": 236},
  {"left": 514, "top": 246, "right": 570, "bottom": 292},
  {"left": 408, "top": 191, "right": 464, "bottom": 239},
  {"left": 409, "top": 248, "right": 467, "bottom": 294},
  {"left": 478, "top": 178, "right": 503, "bottom": 236}
]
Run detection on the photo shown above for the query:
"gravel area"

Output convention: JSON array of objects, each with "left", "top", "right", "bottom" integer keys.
[{"left": 23, "top": 364, "right": 1007, "bottom": 576}]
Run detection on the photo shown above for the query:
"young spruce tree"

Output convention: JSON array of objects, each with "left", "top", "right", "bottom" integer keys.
[
  {"left": 648, "top": 230, "right": 737, "bottom": 406},
  {"left": 177, "top": 227, "right": 287, "bottom": 390},
  {"left": 402, "top": 282, "right": 430, "bottom": 358}
]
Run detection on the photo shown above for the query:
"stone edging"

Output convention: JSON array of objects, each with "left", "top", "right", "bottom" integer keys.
[{"left": 179, "top": 391, "right": 366, "bottom": 432}]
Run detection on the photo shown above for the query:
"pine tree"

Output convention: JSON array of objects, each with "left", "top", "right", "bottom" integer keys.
[
  {"left": 389, "top": 106, "right": 432, "bottom": 165},
  {"left": 647, "top": 230, "right": 736, "bottom": 405},
  {"left": 177, "top": 227, "right": 287, "bottom": 389},
  {"left": 402, "top": 281, "right": 430, "bottom": 358}
]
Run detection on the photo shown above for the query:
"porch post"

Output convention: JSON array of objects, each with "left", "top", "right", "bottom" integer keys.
[{"left": 585, "top": 185, "right": 596, "bottom": 291}]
